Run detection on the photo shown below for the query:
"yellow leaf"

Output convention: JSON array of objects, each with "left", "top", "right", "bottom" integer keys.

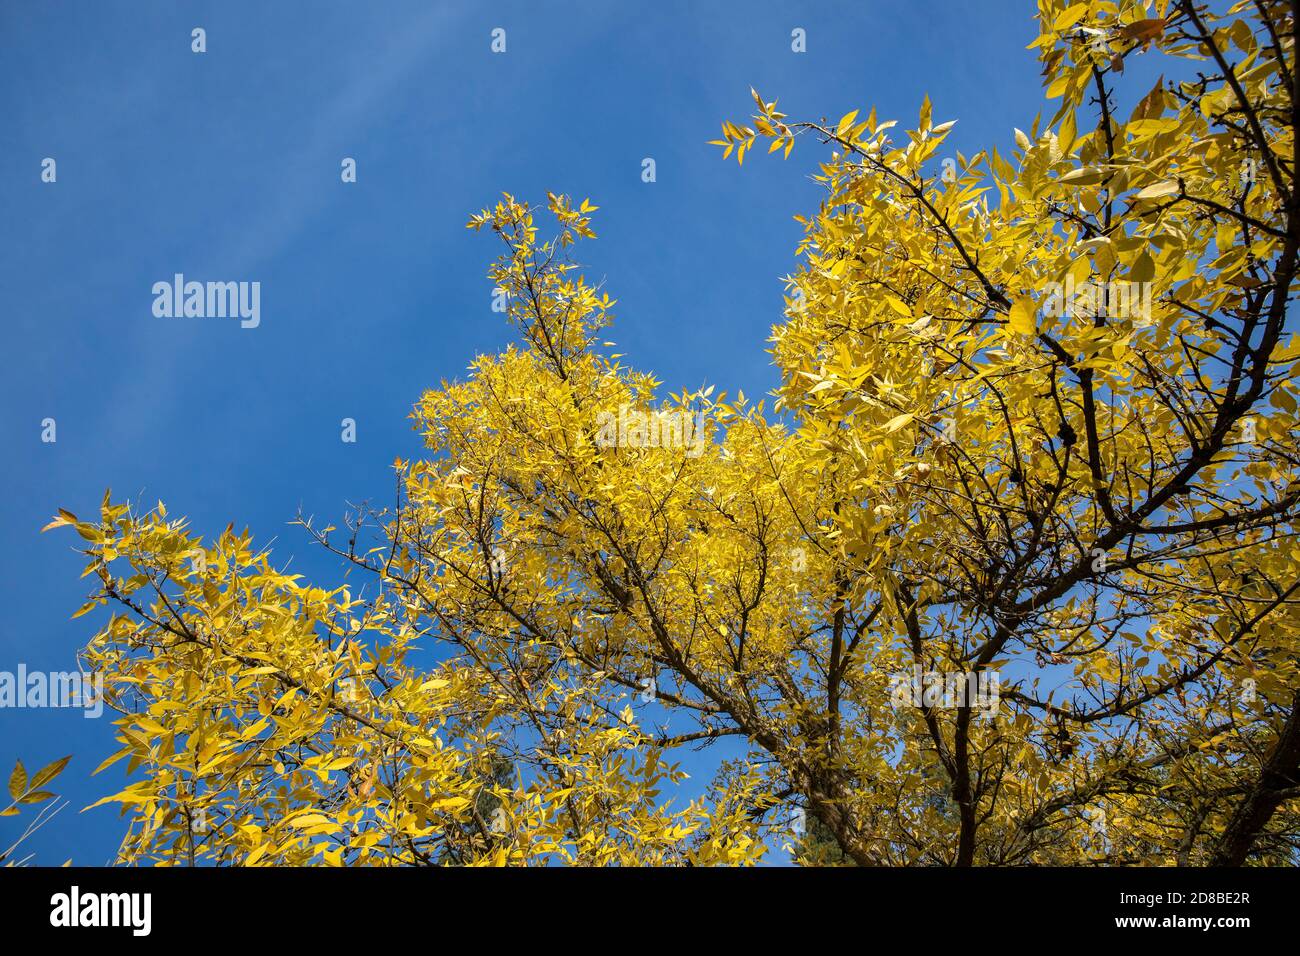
[
  {"left": 8, "top": 760, "right": 27, "bottom": 800},
  {"left": 1129, "top": 250, "right": 1156, "bottom": 283},
  {"left": 1060, "top": 166, "right": 1104, "bottom": 185},
  {"left": 1009, "top": 297, "right": 1037, "bottom": 336},
  {"left": 41, "top": 514, "right": 74, "bottom": 533},
  {"left": 884, "top": 295, "right": 911, "bottom": 317},
  {"left": 884, "top": 413, "right": 914, "bottom": 433},
  {"left": 1133, "top": 180, "right": 1179, "bottom": 200},
  {"left": 288, "top": 813, "right": 332, "bottom": 828}
]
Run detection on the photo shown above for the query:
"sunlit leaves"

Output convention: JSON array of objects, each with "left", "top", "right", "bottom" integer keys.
[{"left": 37, "top": 0, "right": 1300, "bottom": 867}]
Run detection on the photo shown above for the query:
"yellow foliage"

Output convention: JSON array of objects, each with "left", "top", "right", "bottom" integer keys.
[{"left": 51, "top": 0, "right": 1300, "bottom": 866}]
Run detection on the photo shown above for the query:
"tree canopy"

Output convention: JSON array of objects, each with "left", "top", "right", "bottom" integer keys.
[{"left": 44, "top": 0, "right": 1300, "bottom": 865}]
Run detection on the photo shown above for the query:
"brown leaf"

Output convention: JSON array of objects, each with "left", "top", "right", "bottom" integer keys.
[
  {"left": 1133, "top": 76, "right": 1166, "bottom": 121},
  {"left": 1121, "top": 18, "right": 1166, "bottom": 50}
]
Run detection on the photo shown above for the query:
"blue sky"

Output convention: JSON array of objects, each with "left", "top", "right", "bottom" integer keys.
[{"left": 1, "top": 0, "right": 1060, "bottom": 865}]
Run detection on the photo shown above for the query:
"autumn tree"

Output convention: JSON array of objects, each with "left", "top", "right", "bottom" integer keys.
[{"left": 47, "top": 0, "right": 1300, "bottom": 865}]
